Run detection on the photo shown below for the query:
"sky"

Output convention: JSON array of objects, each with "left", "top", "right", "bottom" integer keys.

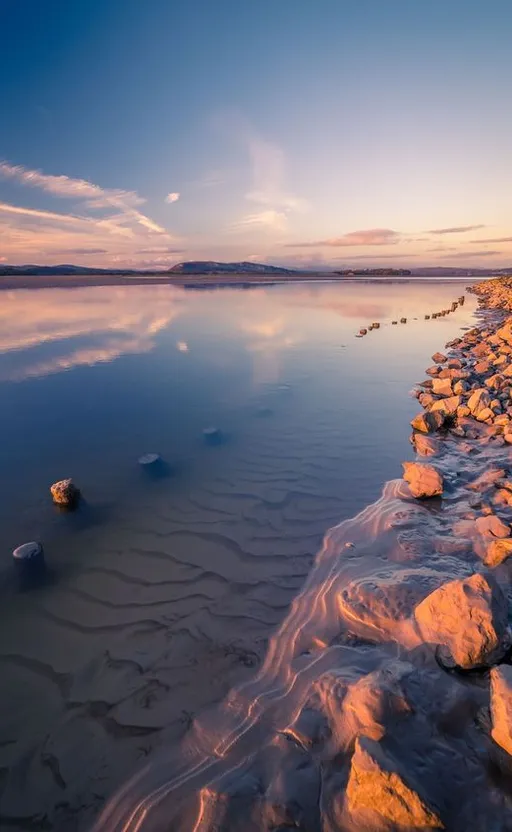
[{"left": 1, "top": 0, "right": 511, "bottom": 270}]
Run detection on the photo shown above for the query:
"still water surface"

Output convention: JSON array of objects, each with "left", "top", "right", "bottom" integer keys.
[{"left": 0, "top": 279, "right": 477, "bottom": 829}]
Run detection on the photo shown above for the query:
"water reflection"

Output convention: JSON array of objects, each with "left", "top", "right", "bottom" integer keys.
[{"left": 0, "top": 285, "right": 186, "bottom": 381}]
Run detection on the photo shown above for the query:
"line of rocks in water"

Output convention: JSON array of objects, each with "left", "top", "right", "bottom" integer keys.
[{"left": 356, "top": 294, "right": 465, "bottom": 336}]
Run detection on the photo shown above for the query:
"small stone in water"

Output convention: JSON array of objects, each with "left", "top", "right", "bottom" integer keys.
[
  {"left": 138, "top": 453, "right": 161, "bottom": 466},
  {"left": 50, "top": 478, "right": 79, "bottom": 506},
  {"left": 13, "top": 541, "right": 43, "bottom": 561}
]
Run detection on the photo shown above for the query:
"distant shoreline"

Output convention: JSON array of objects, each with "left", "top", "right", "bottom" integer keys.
[{"left": 0, "top": 272, "right": 486, "bottom": 291}]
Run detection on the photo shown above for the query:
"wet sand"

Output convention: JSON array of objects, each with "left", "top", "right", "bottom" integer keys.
[{"left": 90, "top": 279, "right": 512, "bottom": 832}]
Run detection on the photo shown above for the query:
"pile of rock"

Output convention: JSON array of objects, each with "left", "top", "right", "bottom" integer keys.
[{"left": 410, "top": 315, "right": 512, "bottom": 443}]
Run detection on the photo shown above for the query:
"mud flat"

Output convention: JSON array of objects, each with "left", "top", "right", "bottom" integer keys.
[{"left": 86, "top": 279, "right": 512, "bottom": 830}]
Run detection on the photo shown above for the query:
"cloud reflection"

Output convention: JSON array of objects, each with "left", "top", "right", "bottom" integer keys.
[{"left": 0, "top": 285, "right": 186, "bottom": 381}]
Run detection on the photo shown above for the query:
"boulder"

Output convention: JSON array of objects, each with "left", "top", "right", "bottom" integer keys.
[
  {"left": 50, "top": 478, "right": 79, "bottom": 506},
  {"left": 457, "top": 405, "right": 471, "bottom": 419},
  {"left": 490, "top": 666, "right": 512, "bottom": 755},
  {"left": 475, "top": 407, "right": 494, "bottom": 422},
  {"left": 430, "top": 395, "right": 460, "bottom": 415},
  {"left": 453, "top": 380, "right": 469, "bottom": 395},
  {"left": 412, "top": 433, "right": 441, "bottom": 457},
  {"left": 414, "top": 573, "right": 509, "bottom": 669},
  {"left": 467, "top": 388, "right": 491, "bottom": 418},
  {"left": 497, "top": 321, "right": 512, "bottom": 345},
  {"left": 484, "top": 538, "right": 512, "bottom": 567},
  {"left": 474, "top": 360, "right": 490, "bottom": 375},
  {"left": 431, "top": 378, "right": 453, "bottom": 397},
  {"left": 426, "top": 365, "right": 441, "bottom": 376},
  {"left": 346, "top": 737, "right": 444, "bottom": 830},
  {"left": 402, "top": 462, "right": 443, "bottom": 498},
  {"left": 432, "top": 352, "right": 447, "bottom": 364},
  {"left": 410, "top": 411, "right": 445, "bottom": 433},
  {"left": 475, "top": 514, "right": 510, "bottom": 538}
]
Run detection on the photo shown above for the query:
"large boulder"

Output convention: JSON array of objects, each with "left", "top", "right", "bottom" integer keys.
[
  {"left": 345, "top": 737, "right": 444, "bottom": 830},
  {"left": 414, "top": 573, "right": 509, "bottom": 669},
  {"left": 490, "top": 665, "right": 512, "bottom": 755},
  {"left": 402, "top": 462, "right": 443, "bottom": 498}
]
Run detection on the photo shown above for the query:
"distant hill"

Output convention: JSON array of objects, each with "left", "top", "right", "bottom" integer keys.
[
  {"left": 0, "top": 262, "right": 510, "bottom": 278},
  {"left": 167, "top": 261, "right": 300, "bottom": 275},
  {"left": 0, "top": 264, "right": 158, "bottom": 276}
]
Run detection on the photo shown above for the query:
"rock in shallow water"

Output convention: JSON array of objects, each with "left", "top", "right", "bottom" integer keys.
[
  {"left": 402, "top": 462, "right": 443, "bottom": 498},
  {"left": 50, "top": 478, "right": 79, "bottom": 506},
  {"left": 414, "top": 573, "right": 509, "bottom": 669}
]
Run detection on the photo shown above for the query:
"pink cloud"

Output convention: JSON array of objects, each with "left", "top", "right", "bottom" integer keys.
[{"left": 285, "top": 229, "right": 401, "bottom": 248}]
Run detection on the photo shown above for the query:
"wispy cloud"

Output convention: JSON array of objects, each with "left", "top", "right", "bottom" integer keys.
[
  {"left": 0, "top": 160, "right": 166, "bottom": 234},
  {"left": 233, "top": 134, "right": 306, "bottom": 234},
  {"left": 426, "top": 246, "right": 455, "bottom": 252},
  {"left": 428, "top": 224, "right": 486, "bottom": 235},
  {"left": 49, "top": 247, "right": 108, "bottom": 256},
  {"left": 285, "top": 229, "right": 401, "bottom": 248},
  {"left": 136, "top": 246, "right": 184, "bottom": 254},
  {"left": 0, "top": 159, "right": 183, "bottom": 266},
  {"left": 332, "top": 253, "right": 417, "bottom": 260},
  {"left": 165, "top": 192, "right": 180, "bottom": 204},
  {"left": 469, "top": 236, "right": 512, "bottom": 244},
  {"left": 232, "top": 209, "right": 289, "bottom": 232},
  {"left": 440, "top": 250, "right": 502, "bottom": 258}
]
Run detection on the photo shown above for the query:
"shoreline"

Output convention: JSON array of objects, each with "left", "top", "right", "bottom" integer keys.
[
  {"left": 94, "top": 277, "right": 512, "bottom": 832},
  {"left": 0, "top": 272, "right": 487, "bottom": 291}
]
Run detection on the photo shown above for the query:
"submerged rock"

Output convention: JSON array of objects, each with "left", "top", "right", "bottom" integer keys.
[
  {"left": 50, "top": 478, "right": 80, "bottom": 507},
  {"left": 490, "top": 665, "right": 512, "bottom": 756},
  {"left": 345, "top": 737, "right": 444, "bottom": 830},
  {"left": 138, "top": 453, "right": 161, "bottom": 466},
  {"left": 12, "top": 541, "right": 46, "bottom": 588},
  {"left": 402, "top": 462, "right": 443, "bottom": 498},
  {"left": 414, "top": 573, "right": 509, "bottom": 669}
]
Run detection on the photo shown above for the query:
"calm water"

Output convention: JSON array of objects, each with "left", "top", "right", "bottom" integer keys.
[{"left": 0, "top": 279, "right": 478, "bottom": 830}]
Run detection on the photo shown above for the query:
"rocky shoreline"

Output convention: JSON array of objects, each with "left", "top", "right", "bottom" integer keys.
[{"left": 95, "top": 278, "right": 512, "bottom": 832}]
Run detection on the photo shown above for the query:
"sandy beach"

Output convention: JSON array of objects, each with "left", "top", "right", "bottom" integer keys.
[{"left": 88, "top": 277, "right": 512, "bottom": 832}]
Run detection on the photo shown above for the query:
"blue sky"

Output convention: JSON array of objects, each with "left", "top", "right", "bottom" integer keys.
[{"left": 1, "top": 0, "right": 511, "bottom": 268}]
